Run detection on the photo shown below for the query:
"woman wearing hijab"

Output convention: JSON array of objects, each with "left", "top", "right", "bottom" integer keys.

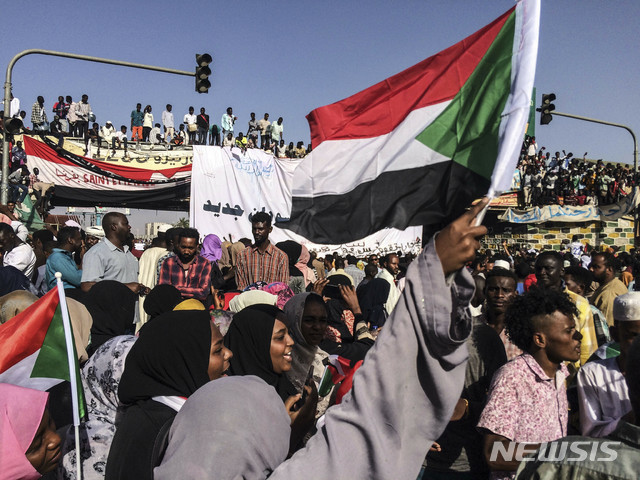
[
  {"left": 275, "top": 240, "right": 305, "bottom": 293},
  {"left": 283, "top": 293, "right": 334, "bottom": 418},
  {"left": 228, "top": 290, "right": 277, "bottom": 313},
  {"left": 296, "top": 244, "right": 316, "bottom": 288},
  {"left": 105, "top": 310, "right": 232, "bottom": 480},
  {"left": 356, "top": 277, "right": 391, "bottom": 329},
  {"left": 283, "top": 293, "right": 329, "bottom": 392},
  {"left": 82, "top": 281, "right": 137, "bottom": 356},
  {"left": 223, "top": 304, "right": 317, "bottom": 450},
  {"left": 58, "top": 335, "right": 136, "bottom": 480},
  {"left": 0, "top": 384, "right": 62, "bottom": 480},
  {"left": 153, "top": 200, "right": 482, "bottom": 480},
  {"left": 200, "top": 234, "right": 226, "bottom": 295},
  {"left": 143, "top": 284, "right": 182, "bottom": 321},
  {"left": 224, "top": 304, "right": 297, "bottom": 402},
  {"left": 320, "top": 274, "right": 375, "bottom": 362}
]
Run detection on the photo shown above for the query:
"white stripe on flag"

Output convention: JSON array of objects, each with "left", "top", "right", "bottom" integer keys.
[
  {"left": 0, "top": 349, "right": 63, "bottom": 391},
  {"left": 292, "top": 102, "right": 451, "bottom": 198},
  {"left": 490, "top": 0, "right": 540, "bottom": 195}
]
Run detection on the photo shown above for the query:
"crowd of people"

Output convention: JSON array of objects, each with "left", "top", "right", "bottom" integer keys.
[
  {"left": 1, "top": 198, "right": 640, "bottom": 479},
  {"left": 1, "top": 95, "right": 312, "bottom": 159},
  {"left": 517, "top": 135, "right": 636, "bottom": 207}
]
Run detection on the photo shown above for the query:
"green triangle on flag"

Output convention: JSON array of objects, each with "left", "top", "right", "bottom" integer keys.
[
  {"left": 31, "top": 303, "right": 87, "bottom": 419},
  {"left": 416, "top": 10, "right": 516, "bottom": 181}
]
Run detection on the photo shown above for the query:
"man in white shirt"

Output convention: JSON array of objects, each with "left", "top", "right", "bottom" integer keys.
[
  {"left": 376, "top": 253, "right": 401, "bottom": 316},
  {"left": 271, "top": 117, "right": 284, "bottom": 144},
  {"left": 0, "top": 222, "right": 36, "bottom": 279},
  {"left": 221, "top": 106, "right": 237, "bottom": 139},
  {"left": 112, "top": 125, "right": 129, "bottom": 156},
  {"left": 162, "top": 104, "right": 175, "bottom": 142},
  {"left": 257, "top": 113, "right": 270, "bottom": 149},
  {"left": 576, "top": 292, "right": 639, "bottom": 437},
  {"left": 183, "top": 106, "right": 197, "bottom": 145},
  {"left": 100, "top": 121, "right": 117, "bottom": 148}
]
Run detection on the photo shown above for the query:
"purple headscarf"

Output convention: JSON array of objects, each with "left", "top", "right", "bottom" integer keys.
[{"left": 200, "top": 234, "right": 223, "bottom": 263}]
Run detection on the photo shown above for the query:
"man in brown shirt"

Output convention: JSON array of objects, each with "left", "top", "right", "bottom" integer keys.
[
  {"left": 235, "top": 212, "right": 289, "bottom": 290},
  {"left": 590, "top": 251, "right": 629, "bottom": 326}
]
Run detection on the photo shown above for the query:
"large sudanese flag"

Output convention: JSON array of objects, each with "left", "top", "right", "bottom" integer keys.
[
  {"left": 0, "top": 287, "right": 86, "bottom": 418},
  {"left": 280, "top": 0, "right": 540, "bottom": 244}
]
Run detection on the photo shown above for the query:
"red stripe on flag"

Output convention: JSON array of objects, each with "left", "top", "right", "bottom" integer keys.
[
  {"left": 0, "top": 289, "right": 59, "bottom": 372},
  {"left": 22, "top": 136, "right": 191, "bottom": 181},
  {"left": 306, "top": 7, "right": 514, "bottom": 147}
]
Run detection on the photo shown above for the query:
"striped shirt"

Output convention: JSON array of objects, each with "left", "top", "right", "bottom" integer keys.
[
  {"left": 158, "top": 254, "right": 211, "bottom": 301},
  {"left": 235, "top": 242, "right": 289, "bottom": 290}
]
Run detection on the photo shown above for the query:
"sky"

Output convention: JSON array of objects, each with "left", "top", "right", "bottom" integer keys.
[{"left": 3, "top": 1, "right": 639, "bottom": 232}]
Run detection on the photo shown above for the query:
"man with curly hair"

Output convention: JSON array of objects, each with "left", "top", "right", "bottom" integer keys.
[
  {"left": 477, "top": 288, "right": 582, "bottom": 480},
  {"left": 535, "top": 250, "right": 597, "bottom": 365}
]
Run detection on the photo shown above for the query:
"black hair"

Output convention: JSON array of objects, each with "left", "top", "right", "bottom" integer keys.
[
  {"left": 42, "top": 240, "right": 57, "bottom": 254},
  {"left": 536, "top": 250, "right": 564, "bottom": 266},
  {"left": 32, "top": 229, "right": 54, "bottom": 245},
  {"left": 514, "top": 261, "right": 531, "bottom": 279},
  {"left": 0, "top": 223, "right": 14, "bottom": 236},
  {"left": 564, "top": 266, "right": 593, "bottom": 290},
  {"left": 364, "top": 263, "right": 378, "bottom": 277},
  {"left": 593, "top": 251, "right": 617, "bottom": 270},
  {"left": 505, "top": 288, "right": 578, "bottom": 352},
  {"left": 57, "top": 226, "right": 80, "bottom": 246},
  {"left": 179, "top": 228, "right": 199, "bottom": 241},
  {"left": 251, "top": 211, "right": 272, "bottom": 226}
]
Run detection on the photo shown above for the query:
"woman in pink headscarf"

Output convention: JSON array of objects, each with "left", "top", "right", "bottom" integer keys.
[
  {"left": 0, "top": 383, "right": 62, "bottom": 479},
  {"left": 296, "top": 245, "right": 316, "bottom": 287}
]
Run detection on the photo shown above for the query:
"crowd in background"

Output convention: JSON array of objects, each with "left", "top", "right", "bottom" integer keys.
[
  {"left": 1, "top": 199, "right": 640, "bottom": 479},
  {"left": 1, "top": 94, "right": 312, "bottom": 159},
  {"left": 517, "top": 135, "right": 636, "bottom": 207}
]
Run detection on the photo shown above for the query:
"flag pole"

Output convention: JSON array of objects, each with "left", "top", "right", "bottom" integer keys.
[{"left": 55, "top": 273, "right": 83, "bottom": 480}]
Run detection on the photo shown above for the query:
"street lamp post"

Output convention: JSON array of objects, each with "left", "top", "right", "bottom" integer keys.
[{"left": 2, "top": 49, "right": 198, "bottom": 204}]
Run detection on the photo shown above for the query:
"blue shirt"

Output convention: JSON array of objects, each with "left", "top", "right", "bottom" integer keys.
[{"left": 46, "top": 248, "right": 82, "bottom": 290}]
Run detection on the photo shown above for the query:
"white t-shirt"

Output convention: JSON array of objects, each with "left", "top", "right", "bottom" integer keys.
[{"left": 4, "top": 242, "right": 37, "bottom": 279}]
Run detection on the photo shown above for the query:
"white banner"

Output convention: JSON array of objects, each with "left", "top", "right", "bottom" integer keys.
[
  {"left": 190, "top": 147, "right": 422, "bottom": 256},
  {"left": 499, "top": 188, "right": 639, "bottom": 224}
]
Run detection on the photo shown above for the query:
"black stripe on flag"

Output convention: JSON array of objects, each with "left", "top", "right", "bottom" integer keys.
[{"left": 278, "top": 161, "right": 490, "bottom": 244}]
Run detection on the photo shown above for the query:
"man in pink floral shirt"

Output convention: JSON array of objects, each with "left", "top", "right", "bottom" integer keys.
[{"left": 477, "top": 288, "right": 582, "bottom": 480}]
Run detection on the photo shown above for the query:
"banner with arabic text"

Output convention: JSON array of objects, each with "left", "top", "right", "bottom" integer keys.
[
  {"left": 190, "top": 147, "right": 422, "bottom": 256},
  {"left": 499, "top": 189, "right": 639, "bottom": 224}
]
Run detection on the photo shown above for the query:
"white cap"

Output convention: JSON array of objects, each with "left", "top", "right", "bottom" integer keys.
[
  {"left": 106, "top": 120, "right": 112, "bottom": 125},
  {"left": 613, "top": 292, "right": 640, "bottom": 322},
  {"left": 65, "top": 219, "right": 82, "bottom": 228},
  {"left": 494, "top": 259, "right": 511, "bottom": 270},
  {"left": 85, "top": 225, "right": 105, "bottom": 238},
  {"left": 157, "top": 223, "right": 173, "bottom": 233}
]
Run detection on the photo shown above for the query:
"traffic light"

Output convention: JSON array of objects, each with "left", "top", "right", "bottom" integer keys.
[
  {"left": 4, "top": 117, "right": 23, "bottom": 134},
  {"left": 195, "top": 53, "right": 212, "bottom": 93},
  {"left": 538, "top": 93, "right": 556, "bottom": 125}
]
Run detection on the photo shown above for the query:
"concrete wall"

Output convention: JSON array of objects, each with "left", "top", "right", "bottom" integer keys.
[{"left": 481, "top": 216, "right": 635, "bottom": 252}]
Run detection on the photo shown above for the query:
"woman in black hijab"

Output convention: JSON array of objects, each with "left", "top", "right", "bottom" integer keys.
[
  {"left": 224, "top": 304, "right": 317, "bottom": 451},
  {"left": 105, "top": 310, "right": 232, "bottom": 480},
  {"left": 320, "top": 274, "right": 375, "bottom": 362},
  {"left": 275, "top": 240, "right": 305, "bottom": 293},
  {"left": 224, "top": 304, "right": 298, "bottom": 402},
  {"left": 143, "top": 284, "right": 183, "bottom": 321},
  {"left": 82, "top": 281, "right": 137, "bottom": 356}
]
